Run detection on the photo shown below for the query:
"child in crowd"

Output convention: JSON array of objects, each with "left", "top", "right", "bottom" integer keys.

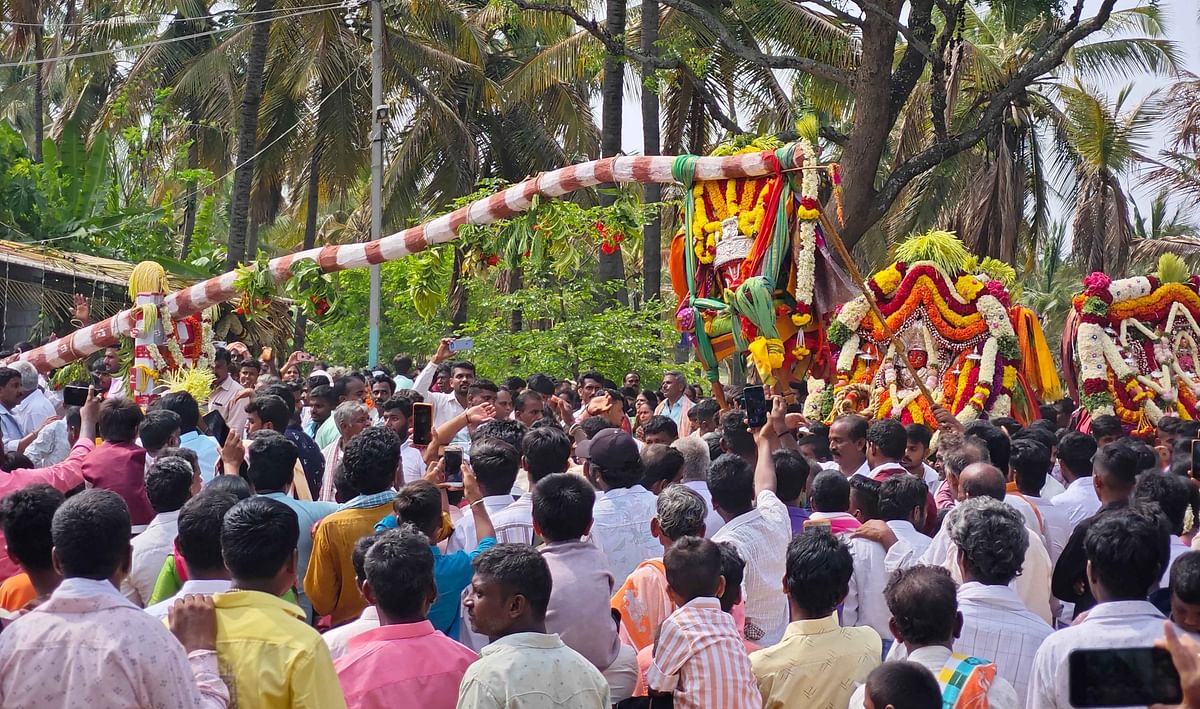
[
  {"left": 645, "top": 536, "right": 762, "bottom": 709},
  {"left": 863, "top": 662, "right": 942, "bottom": 709},
  {"left": 1170, "top": 551, "right": 1200, "bottom": 634}
]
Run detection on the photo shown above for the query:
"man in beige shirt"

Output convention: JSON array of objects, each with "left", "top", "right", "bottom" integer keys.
[
  {"left": 207, "top": 347, "right": 250, "bottom": 437},
  {"left": 750, "top": 528, "right": 880, "bottom": 709}
]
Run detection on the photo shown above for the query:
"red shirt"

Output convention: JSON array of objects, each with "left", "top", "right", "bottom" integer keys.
[{"left": 81, "top": 442, "right": 154, "bottom": 526}]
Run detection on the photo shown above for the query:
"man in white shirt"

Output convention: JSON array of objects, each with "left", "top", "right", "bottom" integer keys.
[
  {"left": 578, "top": 429, "right": 659, "bottom": 582},
  {"left": 10, "top": 361, "right": 55, "bottom": 439},
  {"left": 879, "top": 475, "right": 932, "bottom": 561},
  {"left": 864, "top": 419, "right": 909, "bottom": 479},
  {"left": 711, "top": 403, "right": 793, "bottom": 645},
  {"left": 1009, "top": 438, "right": 1072, "bottom": 564},
  {"left": 143, "top": 488, "right": 237, "bottom": 618},
  {"left": 672, "top": 435, "right": 725, "bottom": 538},
  {"left": 490, "top": 426, "right": 570, "bottom": 546},
  {"left": 848, "top": 565, "right": 1020, "bottom": 709},
  {"left": 1029, "top": 506, "right": 1173, "bottom": 708},
  {"left": 654, "top": 371, "right": 693, "bottom": 436},
  {"left": 842, "top": 475, "right": 893, "bottom": 644},
  {"left": 1050, "top": 432, "right": 1101, "bottom": 527},
  {"left": 446, "top": 439, "right": 520, "bottom": 553},
  {"left": 829, "top": 414, "right": 869, "bottom": 478},
  {"left": 121, "top": 456, "right": 200, "bottom": 606},
  {"left": 0, "top": 367, "right": 27, "bottom": 451},
  {"left": 207, "top": 347, "right": 250, "bottom": 436},
  {"left": 23, "top": 410, "right": 77, "bottom": 468},
  {"left": 412, "top": 338, "right": 475, "bottom": 443},
  {"left": 901, "top": 423, "right": 941, "bottom": 491},
  {"left": 379, "top": 396, "right": 424, "bottom": 485},
  {"left": 944, "top": 497, "right": 1052, "bottom": 706},
  {"left": 1131, "top": 471, "right": 1193, "bottom": 587}
]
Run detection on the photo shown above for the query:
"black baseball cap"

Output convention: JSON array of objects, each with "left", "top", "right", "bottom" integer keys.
[{"left": 574, "top": 428, "right": 640, "bottom": 470}]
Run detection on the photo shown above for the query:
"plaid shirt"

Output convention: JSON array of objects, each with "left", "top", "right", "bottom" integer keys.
[{"left": 338, "top": 489, "right": 397, "bottom": 511}]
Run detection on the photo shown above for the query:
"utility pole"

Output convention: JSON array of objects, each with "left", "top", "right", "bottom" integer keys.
[{"left": 367, "top": 0, "right": 384, "bottom": 367}]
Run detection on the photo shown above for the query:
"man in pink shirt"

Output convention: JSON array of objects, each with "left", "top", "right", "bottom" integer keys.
[
  {"left": 0, "top": 488, "right": 230, "bottom": 708},
  {"left": 0, "top": 387, "right": 100, "bottom": 581},
  {"left": 334, "top": 527, "right": 477, "bottom": 709},
  {"left": 82, "top": 398, "right": 154, "bottom": 527}
]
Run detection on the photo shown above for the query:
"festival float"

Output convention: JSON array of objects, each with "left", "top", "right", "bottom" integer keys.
[
  {"left": 1064, "top": 254, "right": 1200, "bottom": 437},
  {"left": 803, "top": 231, "right": 1061, "bottom": 429},
  {"left": 667, "top": 135, "right": 852, "bottom": 395}
]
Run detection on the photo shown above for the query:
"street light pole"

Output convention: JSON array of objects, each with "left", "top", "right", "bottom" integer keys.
[{"left": 367, "top": 0, "right": 384, "bottom": 367}]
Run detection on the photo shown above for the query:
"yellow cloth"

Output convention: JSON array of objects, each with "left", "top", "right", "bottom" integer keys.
[
  {"left": 750, "top": 614, "right": 881, "bottom": 709},
  {"left": 1014, "top": 306, "right": 1063, "bottom": 402},
  {"left": 211, "top": 589, "right": 346, "bottom": 709},
  {"left": 303, "top": 502, "right": 393, "bottom": 626}
]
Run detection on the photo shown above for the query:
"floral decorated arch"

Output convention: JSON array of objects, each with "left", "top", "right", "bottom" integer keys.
[
  {"left": 805, "top": 231, "right": 1058, "bottom": 429},
  {"left": 1068, "top": 255, "right": 1200, "bottom": 436}
]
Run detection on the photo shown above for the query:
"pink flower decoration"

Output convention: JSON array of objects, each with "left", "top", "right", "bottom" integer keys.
[
  {"left": 676, "top": 305, "right": 695, "bottom": 331},
  {"left": 984, "top": 280, "right": 1010, "bottom": 306},
  {"left": 1084, "top": 272, "right": 1111, "bottom": 294}
]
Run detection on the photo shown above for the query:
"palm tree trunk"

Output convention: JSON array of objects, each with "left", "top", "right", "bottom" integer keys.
[
  {"left": 596, "top": 0, "right": 628, "bottom": 305},
  {"left": 641, "top": 0, "right": 662, "bottom": 306},
  {"left": 294, "top": 147, "right": 321, "bottom": 349},
  {"left": 448, "top": 245, "right": 469, "bottom": 329},
  {"left": 180, "top": 123, "right": 200, "bottom": 259},
  {"left": 246, "top": 218, "right": 260, "bottom": 261},
  {"left": 225, "top": 0, "right": 274, "bottom": 270},
  {"left": 32, "top": 27, "right": 44, "bottom": 164}
]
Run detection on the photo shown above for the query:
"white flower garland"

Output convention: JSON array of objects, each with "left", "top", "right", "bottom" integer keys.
[
  {"left": 793, "top": 139, "right": 819, "bottom": 308},
  {"left": 977, "top": 295, "right": 1016, "bottom": 340},
  {"left": 837, "top": 333, "right": 861, "bottom": 374},
  {"left": 1109, "top": 276, "right": 1153, "bottom": 303},
  {"left": 992, "top": 394, "right": 1012, "bottom": 417},
  {"left": 837, "top": 297, "right": 870, "bottom": 331}
]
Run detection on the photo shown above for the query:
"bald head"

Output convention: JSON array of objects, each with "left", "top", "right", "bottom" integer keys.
[{"left": 958, "top": 463, "right": 1006, "bottom": 502}]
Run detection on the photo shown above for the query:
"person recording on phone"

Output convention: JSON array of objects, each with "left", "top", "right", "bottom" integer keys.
[{"left": 412, "top": 337, "right": 476, "bottom": 446}]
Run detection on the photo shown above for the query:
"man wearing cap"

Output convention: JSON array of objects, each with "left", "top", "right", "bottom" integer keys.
[{"left": 579, "top": 428, "right": 660, "bottom": 581}]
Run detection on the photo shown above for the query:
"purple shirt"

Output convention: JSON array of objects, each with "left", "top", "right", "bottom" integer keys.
[
  {"left": 787, "top": 505, "right": 810, "bottom": 535},
  {"left": 334, "top": 620, "right": 476, "bottom": 709},
  {"left": 542, "top": 539, "right": 623, "bottom": 671}
]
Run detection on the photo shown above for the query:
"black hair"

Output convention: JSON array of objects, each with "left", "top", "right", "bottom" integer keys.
[
  {"left": 643, "top": 415, "right": 679, "bottom": 440},
  {"left": 641, "top": 444, "right": 684, "bottom": 490},
  {"left": 580, "top": 417, "right": 616, "bottom": 439},
  {"left": 372, "top": 374, "right": 397, "bottom": 393},
  {"left": 1010, "top": 439, "right": 1051, "bottom": 495},
  {"left": 342, "top": 427, "right": 402, "bottom": 494},
  {"left": 352, "top": 533, "right": 378, "bottom": 581},
  {"left": 308, "top": 384, "right": 336, "bottom": 404},
  {"left": 1013, "top": 426, "right": 1057, "bottom": 454},
  {"left": 785, "top": 528, "right": 853, "bottom": 617},
  {"left": 139, "top": 409, "right": 181, "bottom": 451},
  {"left": 0, "top": 368, "right": 19, "bottom": 388},
  {"left": 144, "top": 456, "right": 195, "bottom": 513},
  {"left": 160, "top": 446, "right": 199, "bottom": 474},
  {"left": 521, "top": 426, "right": 570, "bottom": 484},
  {"left": 867, "top": 419, "right": 907, "bottom": 460},
  {"left": 526, "top": 373, "right": 556, "bottom": 396},
  {"left": 513, "top": 389, "right": 544, "bottom": 413},
  {"left": 532, "top": 473, "right": 596, "bottom": 541},
  {"left": 884, "top": 564, "right": 958, "bottom": 646},
  {"left": 797, "top": 434, "right": 832, "bottom": 461},
  {"left": 503, "top": 376, "right": 527, "bottom": 391},
  {"left": 1085, "top": 504, "right": 1169, "bottom": 600},
  {"left": 469, "top": 439, "right": 521, "bottom": 497},
  {"left": 1171, "top": 551, "right": 1200, "bottom": 604},
  {"left": 833, "top": 414, "right": 869, "bottom": 441},
  {"left": 879, "top": 474, "right": 928, "bottom": 522},
  {"left": 245, "top": 395, "right": 290, "bottom": 431},
  {"left": 964, "top": 421, "right": 1011, "bottom": 472},
  {"left": 472, "top": 419, "right": 529, "bottom": 452},
  {"left": 580, "top": 370, "right": 605, "bottom": 386},
  {"left": 866, "top": 662, "right": 941, "bottom": 709},
  {"left": 365, "top": 526, "right": 435, "bottom": 618},
  {"left": 992, "top": 417, "right": 1022, "bottom": 437},
  {"left": 176, "top": 491, "right": 240, "bottom": 572},
  {"left": 331, "top": 376, "right": 360, "bottom": 401},
  {"left": 1057, "top": 432, "right": 1098, "bottom": 478},
  {"left": 393, "top": 481, "right": 443, "bottom": 537},
  {"left": 719, "top": 410, "right": 756, "bottom": 459},
  {"left": 1095, "top": 441, "right": 1141, "bottom": 491},
  {"left": 0, "top": 484, "right": 63, "bottom": 570},
  {"left": 65, "top": 406, "right": 81, "bottom": 432},
  {"left": 259, "top": 384, "right": 297, "bottom": 417},
  {"left": 1040, "top": 404, "right": 1059, "bottom": 422},
  {"left": 472, "top": 544, "right": 553, "bottom": 619},
  {"left": 810, "top": 470, "right": 851, "bottom": 513},
  {"left": 905, "top": 423, "right": 933, "bottom": 449},
  {"left": 221, "top": 497, "right": 299, "bottom": 582},
  {"left": 1133, "top": 471, "right": 1192, "bottom": 536},
  {"left": 381, "top": 395, "right": 413, "bottom": 418},
  {"left": 1091, "top": 414, "right": 1124, "bottom": 440},
  {"left": 448, "top": 360, "right": 476, "bottom": 376},
  {"left": 774, "top": 448, "right": 811, "bottom": 502},
  {"left": 239, "top": 359, "right": 262, "bottom": 374},
  {"left": 664, "top": 536, "right": 723, "bottom": 601},
  {"left": 468, "top": 379, "right": 499, "bottom": 398},
  {"left": 206, "top": 474, "right": 253, "bottom": 500},
  {"left": 51, "top": 489, "right": 130, "bottom": 579},
  {"left": 213, "top": 347, "right": 232, "bottom": 366},
  {"left": 715, "top": 541, "right": 746, "bottom": 612},
  {"left": 707, "top": 453, "right": 754, "bottom": 514},
  {"left": 392, "top": 355, "right": 413, "bottom": 373},
  {"left": 849, "top": 475, "right": 881, "bottom": 520},
  {"left": 246, "top": 430, "right": 300, "bottom": 492},
  {"left": 98, "top": 398, "right": 144, "bottom": 443},
  {"left": 0, "top": 453, "right": 33, "bottom": 472}
]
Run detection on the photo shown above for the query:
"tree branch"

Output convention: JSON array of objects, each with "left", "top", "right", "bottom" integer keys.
[
  {"left": 886, "top": 0, "right": 935, "bottom": 124},
  {"left": 868, "top": 0, "right": 1118, "bottom": 226},
  {"left": 804, "top": 0, "right": 863, "bottom": 28},
  {"left": 677, "top": 65, "right": 745, "bottom": 137},
  {"left": 851, "top": 0, "right": 932, "bottom": 60}
]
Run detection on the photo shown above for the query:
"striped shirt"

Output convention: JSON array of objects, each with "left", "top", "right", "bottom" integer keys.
[
  {"left": 645, "top": 597, "right": 762, "bottom": 709},
  {"left": 954, "top": 582, "right": 1053, "bottom": 706},
  {"left": 712, "top": 489, "right": 792, "bottom": 644}
]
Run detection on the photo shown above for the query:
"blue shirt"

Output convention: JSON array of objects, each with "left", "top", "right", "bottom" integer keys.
[
  {"left": 285, "top": 424, "right": 325, "bottom": 498},
  {"left": 375, "top": 515, "right": 495, "bottom": 638},
  {"left": 260, "top": 491, "right": 339, "bottom": 616},
  {"left": 181, "top": 430, "right": 221, "bottom": 482}
]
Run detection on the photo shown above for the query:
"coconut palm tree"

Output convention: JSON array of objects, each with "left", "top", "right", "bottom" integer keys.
[{"left": 1129, "top": 191, "right": 1200, "bottom": 272}]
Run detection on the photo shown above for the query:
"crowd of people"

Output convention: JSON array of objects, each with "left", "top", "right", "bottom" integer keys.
[{"left": 0, "top": 334, "right": 1199, "bottom": 708}]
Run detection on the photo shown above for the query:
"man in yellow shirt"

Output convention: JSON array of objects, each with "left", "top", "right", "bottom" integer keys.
[
  {"left": 213, "top": 496, "right": 346, "bottom": 708},
  {"left": 750, "top": 528, "right": 881, "bottom": 709},
  {"left": 305, "top": 427, "right": 400, "bottom": 626}
]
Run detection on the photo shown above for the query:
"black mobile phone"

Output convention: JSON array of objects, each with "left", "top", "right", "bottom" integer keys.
[
  {"left": 202, "top": 409, "right": 231, "bottom": 447},
  {"left": 443, "top": 446, "right": 463, "bottom": 487},
  {"left": 1068, "top": 647, "right": 1182, "bottom": 707},
  {"left": 411, "top": 402, "right": 434, "bottom": 446},
  {"left": 743, "top": 385, "right": 768, "bottom": 428},
  {"left": 62, "top": 385, "right": 90, "bottom": 407}
]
